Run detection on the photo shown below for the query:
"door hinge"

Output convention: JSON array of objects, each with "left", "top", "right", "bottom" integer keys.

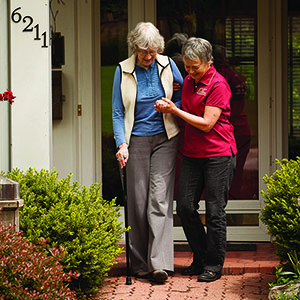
[
  {"left": 77, "top": 104, "right": 82, "bottom": 116},
  {"left": 270, "top": 155, "right": 273, "bottom": 167}
]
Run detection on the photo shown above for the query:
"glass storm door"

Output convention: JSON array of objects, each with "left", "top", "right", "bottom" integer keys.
[{"left": 157, "top": 0, "right": 268, "bottom": 242}]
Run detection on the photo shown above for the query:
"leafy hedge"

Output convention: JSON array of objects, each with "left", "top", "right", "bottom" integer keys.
[
  {"left": 0, "top": 224, "right": 78, "bottom": 299},
  {"left": 2, "top": 168, "right": 126, "bottom": 296},
  {"left": 260, "top": 158, "right": 300, "bottom": 262}
]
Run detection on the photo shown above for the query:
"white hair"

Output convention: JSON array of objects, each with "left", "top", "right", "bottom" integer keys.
[{"left": 127, "top": 22, "right": 165, "bottom": 55}]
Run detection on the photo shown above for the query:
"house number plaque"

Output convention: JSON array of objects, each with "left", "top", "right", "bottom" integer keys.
[{"left": 11, "top": 7, "right": 48, "bottom": 48}]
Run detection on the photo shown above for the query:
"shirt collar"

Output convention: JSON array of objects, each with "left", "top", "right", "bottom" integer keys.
[
  {"left": 135, "top": 59, "right": 156, "bottom": 71},
  {"left": 192, "top": 65, "right": 216, "bottom": 86}
]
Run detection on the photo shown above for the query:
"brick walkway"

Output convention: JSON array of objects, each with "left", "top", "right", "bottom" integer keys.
[
  {"left": 96, "top": 243, "right": 279, "bottom": 300},
  {"left": 97, "top": 273, "right": 275, "bottom": 300}
]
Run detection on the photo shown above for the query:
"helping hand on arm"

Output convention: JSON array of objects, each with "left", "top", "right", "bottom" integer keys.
[{"left": 154, "top": 98, "right": 222, "bottom": 133}]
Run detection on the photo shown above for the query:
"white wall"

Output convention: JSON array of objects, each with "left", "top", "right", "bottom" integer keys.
[
  {"left": 10, "top": 0, "right": 52, "bottom": 170},
  {"left": 0, "top": 0, "right": 10, "bottom": 172}
]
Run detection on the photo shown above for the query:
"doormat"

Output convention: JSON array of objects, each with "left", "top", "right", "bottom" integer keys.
[
  {"left": 174, "top": 242, "right": 257, "bottom": 252},
  {"left": 226, "top": 243, "right": 257, "bottom": 251}
]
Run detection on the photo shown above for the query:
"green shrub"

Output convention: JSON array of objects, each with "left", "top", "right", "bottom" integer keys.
[
  {"left": 0, "top": 223, "right": 78, "bottom": 300},
  {"left": 2, "top": 168, "right": 126, "bottom": 296},
  {"left": 270, "top": 251, "right": 300, "bottom": 286},
  {"left": 260, "top": 158, "right": 300, "bottom": 262}
]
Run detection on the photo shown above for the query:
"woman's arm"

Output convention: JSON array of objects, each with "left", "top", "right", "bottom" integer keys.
[
  {"left": 112, "top": 66, "right": 126, "bottom": 147},
  {"left": 112, "top": 66, "right": 129, "bottom": 168}
]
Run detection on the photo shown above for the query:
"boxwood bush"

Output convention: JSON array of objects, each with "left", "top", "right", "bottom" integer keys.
[
  {"left": 260, "top": 158, "right": 300, "bottom": 263},
  {"left": 2, "top": 168, "right": 126, "bottom": 296}
]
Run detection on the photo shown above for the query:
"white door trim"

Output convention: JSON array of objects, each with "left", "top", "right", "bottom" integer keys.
[
  {"left": 75, "top": 0, "right": 96, "bottom": 186},
  {"left": 93, "top": 0, "right": 102, "bottom": 185},
  {"left": 256, "top": 0, "right": 288, "bottom": 241}
]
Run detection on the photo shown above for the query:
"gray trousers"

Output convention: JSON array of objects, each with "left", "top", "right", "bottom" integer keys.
[{"left": 126, "top": 133, "right": 178, "bottom": 274}]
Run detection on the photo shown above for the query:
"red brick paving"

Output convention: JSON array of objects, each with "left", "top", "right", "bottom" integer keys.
[{"left": 96, "top": 243, "right": 279, "bottom": 300}]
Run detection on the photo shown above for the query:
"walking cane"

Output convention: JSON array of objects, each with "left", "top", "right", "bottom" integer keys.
[{"left": 121, "top": 160, "right": 132, "bottom": 285}]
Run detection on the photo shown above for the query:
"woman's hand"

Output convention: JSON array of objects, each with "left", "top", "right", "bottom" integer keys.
[
  {"left": 116, "top": 143, "right": 129, "bottom": 168},
  {"left": 173, "top": 82, "right": 181, "bottom": 92},
  {"left": 154, "top": 98, "right": 177, "bottom": 114}
]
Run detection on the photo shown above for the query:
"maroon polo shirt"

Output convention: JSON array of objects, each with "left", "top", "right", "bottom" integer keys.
[{"left": 182, "top": 65, "right": 237, "bottom": 158}]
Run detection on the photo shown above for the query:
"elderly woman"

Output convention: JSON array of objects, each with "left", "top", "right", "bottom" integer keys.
[
  {"left": 112, "top": 22, "right": 183, "bottom": 282},
  {"left": 155, "top": 37, "right": 236, "bottom": 282}
]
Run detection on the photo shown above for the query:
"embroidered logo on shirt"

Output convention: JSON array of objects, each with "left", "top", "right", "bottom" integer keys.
[{"left": 197, "top": 88, "right": 207, "bottom": 96}]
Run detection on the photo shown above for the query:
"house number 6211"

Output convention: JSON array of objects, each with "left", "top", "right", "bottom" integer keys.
[{"left": 11, "top": 7, "right": 48, "bottom": 48}]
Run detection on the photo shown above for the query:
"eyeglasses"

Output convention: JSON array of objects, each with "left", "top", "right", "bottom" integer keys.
[{"left": 138, "top": 50, "right": 157, "bottom": 57}]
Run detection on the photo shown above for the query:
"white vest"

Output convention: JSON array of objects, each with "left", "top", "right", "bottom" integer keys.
[{"left": 119, "top": 54, "right": 180, "bottom": 145}]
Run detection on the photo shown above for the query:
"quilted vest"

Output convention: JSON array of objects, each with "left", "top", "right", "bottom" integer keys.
[{"left": 119, "top": 54, "right": 180, "bottom": 145}]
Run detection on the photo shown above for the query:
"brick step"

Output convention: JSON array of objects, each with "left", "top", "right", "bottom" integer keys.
[{"left": 109, "top": 243, "right": 279, "bottom": 276}]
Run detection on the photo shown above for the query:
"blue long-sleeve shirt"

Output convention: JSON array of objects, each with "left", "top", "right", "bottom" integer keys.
[{"left": 112, "top": 58, "right": 183, "bottom": 148}]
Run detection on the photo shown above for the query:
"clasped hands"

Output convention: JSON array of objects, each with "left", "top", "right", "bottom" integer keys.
[{"left": 154, "top": 98, "right": 177, "bottom": 114}]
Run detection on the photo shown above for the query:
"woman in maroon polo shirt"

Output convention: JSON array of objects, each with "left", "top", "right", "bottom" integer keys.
[{"left": 155, "top": 37, "right": 237, "bottom": 282}]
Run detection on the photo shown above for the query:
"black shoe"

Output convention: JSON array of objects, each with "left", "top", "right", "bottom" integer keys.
[
  {"left": 181, "top": 264, "right": 203, "bottom": 276},
  {"left": 198, "top": 270, "right": 222, "bottom": 282},
  {"left": 152, "top": 269, "right": 168, "bottom": 282}
]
